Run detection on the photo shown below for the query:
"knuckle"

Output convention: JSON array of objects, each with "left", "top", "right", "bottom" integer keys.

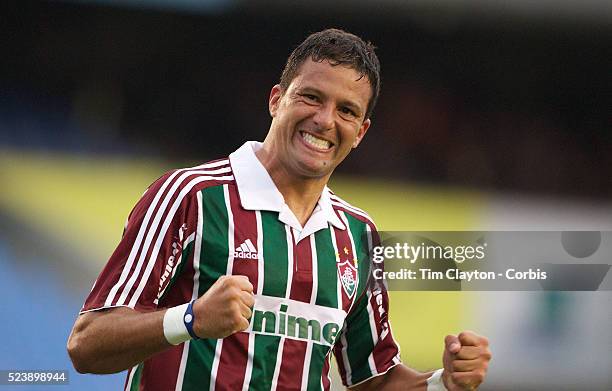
[
  {"left": 451, "top": 372, "right": 462, "bottom": 383},
  {"left": 474, "top": 370, "right": 485, "bottom": 383},
  {"left": 483, "top": 349, "right": 492, "bottom": 361},
  {"left": 480, "top": 359, "right": 489, "bottom": 371},
  {"left": 451, "top": 361, "right": 461, "bottom": 371},
  {"left": 458, "top": 330, "right": 472, "bottom": 340},
  {"left": 231, "top": 313, "right": 243, "bottom": 327}
]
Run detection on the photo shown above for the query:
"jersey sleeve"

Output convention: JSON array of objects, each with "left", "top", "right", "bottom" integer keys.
[
  {"left": 81, "top": 170, "right": 198, "bottom": 313},
  {"left": 333, "top": 223, "right": 402, "bottom": 387}
]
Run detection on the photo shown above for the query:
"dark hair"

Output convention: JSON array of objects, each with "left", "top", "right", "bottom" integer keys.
[{"left": 279, "top": 28, "right": 381, "bottom": 120}]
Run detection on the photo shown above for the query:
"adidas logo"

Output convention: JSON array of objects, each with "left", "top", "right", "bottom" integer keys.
[{"left": 234, "top": 239, "right": 258, "bottom": 260}]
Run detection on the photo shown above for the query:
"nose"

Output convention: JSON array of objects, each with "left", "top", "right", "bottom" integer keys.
[{"left": 312, "top": 104, "right": 335, "bottom": 131}]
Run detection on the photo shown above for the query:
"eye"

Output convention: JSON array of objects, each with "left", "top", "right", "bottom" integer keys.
[
  {"left": 339, "top": 106, "right": 357, "bottom": 117},
  {"left": 302, "top": 94, "right": 318, "bottom": 101}
]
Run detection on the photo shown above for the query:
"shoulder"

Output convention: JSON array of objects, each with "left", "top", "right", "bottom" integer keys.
[
  {"left": 145, "top": 157, "right": 235, "bottom": 199},
  {"left": 326, "top": 188, "right": 377, "bottom": 231}
]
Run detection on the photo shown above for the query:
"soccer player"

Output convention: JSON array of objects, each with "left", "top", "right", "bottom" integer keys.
[{"left": 67, "top": 29, "right": 491, "bottom": 390}]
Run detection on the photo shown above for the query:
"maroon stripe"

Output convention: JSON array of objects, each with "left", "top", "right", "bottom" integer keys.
[
  {"left": 139, "top": 344, "right": 184, "bottom": 390},
  {"left": 214, "top": 183, "right": 258, "bottom": 389},
  {"left": 276, "top": 229, "right": 315, "bottom": 389},
  {"left": 331, "top": 203, "right": 374, "bottom": 227},
  {"left": 214, "top": 333, "right": 250, "bottom": 390},
  {"left": 289, "top": 230, "right": 313, "bottom": 303},
  {"left": 118, "top": 172, "right": 233, "bottom": 309},
  {"left": 333, "top": 342, "right": 349, "bottom": 386},
  {"left": 228, "top": 183, "right": 259, "bottom": 290},
  {"left": 276, "top": 340, "right": 307, "bottom": 390},
  {"left": 321, "top": 355, "right": 331, "bottom": 390},
  {"left": 332, "top": 221, "right": 354, "bottom": 312}
]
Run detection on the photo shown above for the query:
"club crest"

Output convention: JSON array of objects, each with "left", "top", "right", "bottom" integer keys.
[{"left": 337, "top": 259, "right": 358, "bottom": 298}]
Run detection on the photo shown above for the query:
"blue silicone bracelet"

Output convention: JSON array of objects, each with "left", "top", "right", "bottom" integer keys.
[{"left": 183, "top": 300, "right": 200, "bottom": 339}]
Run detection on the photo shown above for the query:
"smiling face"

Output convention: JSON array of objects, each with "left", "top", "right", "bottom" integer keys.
[{"left": 264, "top": 59, "right": 372, "bottom": 181}]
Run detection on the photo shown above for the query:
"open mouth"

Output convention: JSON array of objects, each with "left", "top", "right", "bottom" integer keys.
[{"left": 300, "top": 131, "right": 333, "bottom": 150}]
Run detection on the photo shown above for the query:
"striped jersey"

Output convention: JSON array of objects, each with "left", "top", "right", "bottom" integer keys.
[{"left": 82, "top": 141, "right": 401, "bottom": 390}]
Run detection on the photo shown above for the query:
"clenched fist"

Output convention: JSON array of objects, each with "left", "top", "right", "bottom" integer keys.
[
  {"left": 191, "top": 275, "right": 254, "bottom": 339},
  {"left": 442, "top": 331, "right": 491, "bottom": 390}
]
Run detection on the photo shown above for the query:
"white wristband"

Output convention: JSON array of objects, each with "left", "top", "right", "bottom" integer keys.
[
  {"left": 163, "top": 303, "right": 191, "bottom": 345},
  {"left": 427, "top": 369, "right": 448, "bottom": 391}
]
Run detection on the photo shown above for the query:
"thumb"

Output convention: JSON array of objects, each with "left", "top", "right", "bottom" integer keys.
[{"left": 445, "top": 334, "right": 461, "bottom": 354}]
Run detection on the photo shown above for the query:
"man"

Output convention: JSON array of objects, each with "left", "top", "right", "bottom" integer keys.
[{"left": 67, "top": 29, "right": 491, "bottom": 390}]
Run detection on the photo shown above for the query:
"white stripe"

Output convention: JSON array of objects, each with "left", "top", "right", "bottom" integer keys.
[
  {"left": 329, "top": 195, "right": 370, "bottom": 217},
  {"left": 119, "top": 167, "right": 231, "bottom": 306},
  {"left": 301, "top": 341, "right": 313, "bottom": 390},
  {"left": 106, "top": 161, "right": 229, "bottom": 306},
  {"left": 125, "top": 365, "right": 138, "bottom": 391},
  {"left": 309, "top": 235, "right": 318, "bottom": 305},
  {"left": 241, "top": 334, "right": 255, "bottom": 391},
  {"left": 270, "top": 226, "right": 294, "bottom": 390},
  {"left": 105, "top": 161, "right": 230, "bottom": 307},
  {"left": 330, "top": 199, "right": 376, "bottom": 229},
  {"left": 125, "top": 174, "right": 234, "bottom": 308},
  {"left": 365, "top": 288, "right": 379, "bottom": 375},
  {"left": 340, "top": 332, "right": 353, "bottom": 385},
  {"left": 329, "top": 222, "right": 353, "bottom": 385},
  {"left": 285, "top": 226, "right": 294, "bottom": 298},
  {"left": 325, "top": 354, "right": 333, "bottom": 390},
  {"left": 330, "top": 199, "right": 370, "bottom": 221},
  {"left": 245, "top": 238, "right": 257, "bottom": 253},
  {"left": 242, "top": 212, "right": 263, "bottom": 390},
  {"left": 307, "top": 232, "right": 319, "bottom": 385},
  {"left": 154, "top": 232, "right": 196, "bottom": 305},
  {"left": 364, "top": 224, "right": 379, "bottom": 375},
  {"left": 209, "top": 184, "right": 235, "bottom": 391},
  {"left": 270, "top": 336, "right": 286, "bottom": 391},
  {"left": 255, "top": 211, "right": 264, "bottom": 295},
  {"left": 339, "top": 211, "right": 360, "bottom": 314},
  {"left": 183, "top": 232, "right": 196, "bottom": 247},
  {"left": 329, "top": 226, "right": 343, "bottom": 311},
  {"left": 209, "top": 339, "right": 223, "bottom": 391},
  {"left": 241, "top": 243, "right": 249, "bottom": 252},
  {"left": 175, "top": 191, "right": 205, "bottom": 391}
]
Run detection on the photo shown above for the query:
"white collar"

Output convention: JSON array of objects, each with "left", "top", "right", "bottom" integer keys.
[{"left": 229, "top": 141, "right": 346, "bottom": 238}]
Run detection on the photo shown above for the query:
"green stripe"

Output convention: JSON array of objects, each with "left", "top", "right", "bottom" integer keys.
[
  {"left": 345, "top": 214, "right": 370, "bottom": 298},
  {"left": 183, "top": 339, "right": 219, "bottom": 390},
  {"left": 343, "top": 295, "right": 375, "bottom": 383},
  {"left": 306, "top": 343, "right": 328, "bottom": 390},
  {"left": 314, "top": 229, "right": 338, "bottom": 309},
  {"left": 246, "top": 212, "right": 288, "bottom": 389},
  {"left": 157, "top": 240, "right": 194, "bottom": 304},
  {"left": 129, "top": 363, "right": 143, "bottom": 391},
  {"left": 198, "top": 185, "right": 230, "bottom": 295},
  {"left": 261, "top": 211, "right": 288, "bottom": 297},
  {"left": 344, "top": 214, "right": 376, "bottom": 383},
  {"left": 247, "top": 334, "right": 281, "bottom": 391},
  {"left": 183, "top": 185, "right": 228, "bottom": 390}
]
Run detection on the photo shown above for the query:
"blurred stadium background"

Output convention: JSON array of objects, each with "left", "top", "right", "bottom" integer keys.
[{"left": 0, "top": 0, "right": 611, "bottom": 390}]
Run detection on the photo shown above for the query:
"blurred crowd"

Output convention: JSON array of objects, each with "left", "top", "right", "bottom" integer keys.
[{"left": 2, "top": 1, "right": 610, "bottom": 199}]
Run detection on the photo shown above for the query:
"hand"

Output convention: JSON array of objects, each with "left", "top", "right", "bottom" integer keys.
[
  {"left": 441, "top": 331, "right": 491, "bottom": 390},
  {"left": 192, "top": 275, "right": 254, "bottom": 339}
]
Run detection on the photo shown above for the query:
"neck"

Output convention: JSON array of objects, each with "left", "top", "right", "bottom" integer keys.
[{"left": 255, "top": 147, "right": 329, "bottom": 227}]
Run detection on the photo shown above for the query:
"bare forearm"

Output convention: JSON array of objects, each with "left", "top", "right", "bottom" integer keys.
[
  {"left": 67, "top": 307, "right": 171, "bottom": 374},
  {"left": 350, "top": 364, "right": 434, "bottom": 391}
]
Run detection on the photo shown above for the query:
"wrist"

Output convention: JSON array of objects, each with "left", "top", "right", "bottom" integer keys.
[
  {"left": 163, "top": 301, "right": 199, "bottom": 345},
  {"left": 427, "top": 369, "right": 448, "bottom": 391}
]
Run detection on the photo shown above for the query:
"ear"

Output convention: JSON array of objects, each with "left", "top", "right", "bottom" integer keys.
[
  {"left": 352, "top": 118, "right": 371, "bottom": 148},
  {"left": 269, "top": 84, "right": 283, "bottom": 117}
]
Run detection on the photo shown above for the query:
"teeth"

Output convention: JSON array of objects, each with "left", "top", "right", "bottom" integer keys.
[{"left": 301, "top": 132, "right": 331, "bottom": 149}]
